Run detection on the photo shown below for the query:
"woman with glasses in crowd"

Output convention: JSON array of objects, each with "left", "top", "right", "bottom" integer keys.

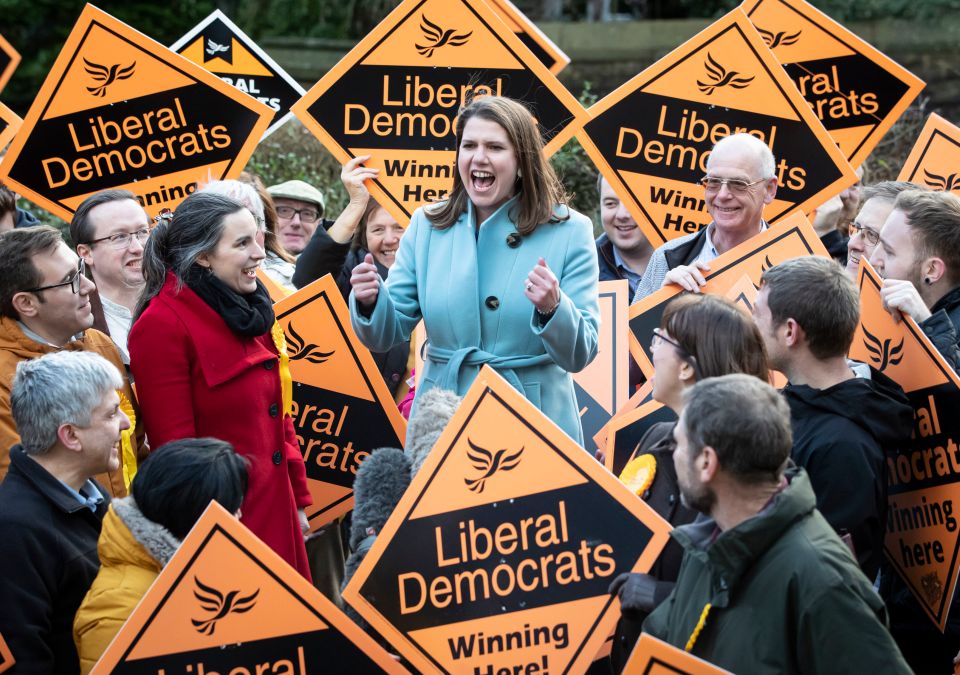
[
  {"left": 608, "top": 293, "right": 770, "bottom": 673},
  {"left": 349, "top": 96, "right": 600, "bottom": 444},
  {"left": 293, "top": 157, "right": 412, "bottom": 403},
  {"left": 128, "top": 191, "right": 312, "bottom": 579}
]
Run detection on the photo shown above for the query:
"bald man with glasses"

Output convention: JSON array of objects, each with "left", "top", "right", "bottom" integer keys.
[
  {"left": 632, "top": 133, "right": 778, "bottom": 302},
  {"left": 0, "top": 225, "right": 145, "bottom": 494}
]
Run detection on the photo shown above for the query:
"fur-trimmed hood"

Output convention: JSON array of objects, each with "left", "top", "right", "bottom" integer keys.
[{"left": 105, "top": 497, "right": 180, "bottom": 567}]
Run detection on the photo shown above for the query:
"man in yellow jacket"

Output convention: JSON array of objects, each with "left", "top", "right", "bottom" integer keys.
[{"left": 0, "top": 225, "right": 146, "bottom": 496}]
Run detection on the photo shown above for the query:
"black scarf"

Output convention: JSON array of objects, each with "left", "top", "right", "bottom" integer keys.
[{"left": 182, "top": 265, "right": 274, "bottom": 337}]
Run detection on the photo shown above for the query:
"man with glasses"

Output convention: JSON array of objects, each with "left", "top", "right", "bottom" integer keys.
[
  {"left": 71, "top": 190, "right": 150, "bottom": 364},
  {"left": 267, "top": 179, "right": 329, "bottom": 256},
  {"left": 632, "top": 133, "right": 778, "bottom": 302},
  {"left": 0, "top": 226, "right": 143, "bottom": 496},
  {"left": 845, "top": 181, "right": 918, "bottom": 280}
]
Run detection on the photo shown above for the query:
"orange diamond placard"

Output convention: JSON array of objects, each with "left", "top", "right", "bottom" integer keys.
[
  {"left": 171, "top": 9, "right": 306, "bottom": 140},
  {"left": 486, "top": 0, "right": 569, "bottom": 75},
  {"left": 578, "top": 8, "right": 856, "bottom": 247},
  {"left": 0, "top": 102, "right": 20, "bottom": 151},
  {"left": 274, "top": 274, "right": 406, "bottom": 530},
  {"left": 574, "top": 280, "right": 630, "bottom": 457},
  {"left": 0, "top": 5, "right": 273, "bottom": 221},
  {"left": 628, "top": 212, "right": 826, "bottom": 379},
  {"left": 343, "top": 365, "right": 671, "bottom": 675},
  {"left": 623, "top": 634, "right": 732, "bottom": 674},
  {"left": 850, "top": 261, "right": 960, "bottom": 632},
  {"left": 0, "top": 33, "right": 19, "bottom": 94},
  {"left": 291, "top": 0, "right": 587, "bottom": 226},
  {"left": 898, "top": 113, "right": 960, "bottom": 195},
  {"left": 92, "top": 502, "right": 408, "bottom": 674},
  {"left": 742, "top": 0, "right": 924, "bottom": 168}
]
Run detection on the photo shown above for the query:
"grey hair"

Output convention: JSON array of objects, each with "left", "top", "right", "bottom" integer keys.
[
  {"left": 12, "top": 351, "right": 123, "bottom": 455},
  {"left": 682, "top": 374, "right": 791, "bottom": 485},
  {"left": 134, "top": 191, "right": 246, "bottom": 321},
  {"left": 708, "top": 133, "right": 777, "bottom": 180},
  {"left": 201, "top": 180, "right": 265, "bottom": 231}
]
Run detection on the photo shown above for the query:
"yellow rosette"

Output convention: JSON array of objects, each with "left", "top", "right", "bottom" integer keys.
[
  {"left": 117, "top": 390, "right": 138, "bottom": 491},
  {"left": 619, "top": 453, "right": 657, "bottom": 497}
]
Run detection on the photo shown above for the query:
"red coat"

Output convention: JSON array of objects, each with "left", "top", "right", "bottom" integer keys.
[{"left": 129, "top": 273, "right": 311, "bottom": 578}]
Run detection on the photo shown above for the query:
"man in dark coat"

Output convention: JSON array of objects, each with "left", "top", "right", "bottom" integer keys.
[
  {"left": 870, "top": 188, "right": 960, "bottom": 369},
  {"left": 754, "top": 257, "right": 913, "bottom": 580},
  {"left": 643, "top": 374, "right": 910, "bottom": 674},
  {"left": 0, "top": 350, "right": 129, "bottom": 674}
]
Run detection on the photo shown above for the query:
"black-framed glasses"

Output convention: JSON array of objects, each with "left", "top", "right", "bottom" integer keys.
[
  {"left": 86, "top": 227, "right": 150, "bottom": 250},
  {"left": 276, "top": 205, "right": 321, "bottom": 224},
  {"left": 651, "top": 328, "right": 703, "bottom": 379},
  {"left": 699, "top": 176, "right": 768, "bottom": 193},
  {"left": 24, "top": 259, "right": 85, "bottom": 295},
  {"left": 851, "top": 221, "right": 880, "bottom": 246}
]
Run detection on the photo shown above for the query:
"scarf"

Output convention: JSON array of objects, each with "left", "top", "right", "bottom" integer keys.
[{"left": 182, "top": 265, "right": 275, "bottom": 337}]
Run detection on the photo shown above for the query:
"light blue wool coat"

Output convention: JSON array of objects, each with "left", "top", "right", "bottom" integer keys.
[{"left": 350, "top": 197, "right": 600, "bottom": 444}]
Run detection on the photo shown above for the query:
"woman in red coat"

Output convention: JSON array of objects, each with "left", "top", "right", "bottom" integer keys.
[{"left": 129, "top": 192, "right": 311, "bottom": 579}]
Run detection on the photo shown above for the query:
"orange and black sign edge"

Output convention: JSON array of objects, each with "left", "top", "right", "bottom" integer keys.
[
  {"left": 574, "top": 279, "right": 630, "bottom": 456},
  {"left": 857, "top": 261, "right": 960, "bottom": 631},
  {"left": 596, "top": 381, "right": 651, "bottom": 463},
  {"left": 897, "top": 113, "right": 960, "bottom": 191},
  {"left": 0, "top": 102, "right": 21, "bottom": 151},
  {"left": 342, "top": 365, "right": 673, "bottom": 675},
  {"left": 623, "top": 634, "right": 733, "bottom": 675},
  {"left": 483, "top": 0, "right": 570, "bottom": 75},
  {"left": 169, "top": 8, "right": 307, "bottom": 140},
  {"left": 91, "top": 502, "right": 408, "bottom": 674},
  {"left": 289, "top": 0, "right": 588, "bottom": 227},
  {"left": 605, "top": 398, "right": 668, "bottom": 477},
  {"left": 575, "top": 8, "right": 857, "bottom": 248},
  {"left": 0, "top": 33, "right": 20, "bottom": 94},
  {"left": 0, "top": 4, "right": 273, "bottom": 223},
  {"left": 274, "top": 274, "right": 407, "bottom": 527},
  {"left": 741, "top": 0, "right": 924, "bottom": 168},
  {"left": 627, "top": 218, "right": 827, "bottom": 380},
  {"left": 0, "top": 631, "right": 13, "bottom": 674}
]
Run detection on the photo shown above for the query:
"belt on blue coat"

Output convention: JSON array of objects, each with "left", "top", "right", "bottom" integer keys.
[{"left": 426, "top": 344, "right": 554, "bottom": 393}]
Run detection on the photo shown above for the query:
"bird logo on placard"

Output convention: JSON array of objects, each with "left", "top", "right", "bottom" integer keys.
[
  {"left": 921, "top": 571, "right": 943, "bottom": 606},
  {"left": 861, "top": 323, "right": 904, "bottom": 371},
  {"left": 756, "top": 26, "right": 802, "bottom": 49},
  {"left": 206, "top": 40, "right": 230, "bottom": 56},
  {"left": 83, "top": 58, "right": 135, "bottom": 97},
  {"left": 697, "top": 53, "right": 755, "bottom": 96},
  {"left": 922, "top": 169, "right": 960, "bottom": 192},
  {"left": 751, "top": 255, "right": 774, "bottom": 291},
  {"left": 285, "top": 322, "right": 334, "bottom": 364},
  {"left": 464, "top": 439, "right": 523, "bottom": 493},
  {"left": 191, "top": 577, "right": 259, "bottom": 636},
  {"left": 415, "top": 15, "right": 472, "bottom": 58}
]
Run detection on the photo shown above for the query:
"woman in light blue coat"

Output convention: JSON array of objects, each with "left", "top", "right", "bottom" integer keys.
[{"left": 350, "top": 96, "right": 600, "bottom": 444}]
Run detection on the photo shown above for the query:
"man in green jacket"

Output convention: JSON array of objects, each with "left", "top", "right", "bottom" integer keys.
[{"left": 643, "top": 374, "right": 910, "bottom": 674}]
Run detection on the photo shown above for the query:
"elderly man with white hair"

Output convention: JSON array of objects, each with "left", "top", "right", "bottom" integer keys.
[{"left": 632, "top": 133, "right": 779, "bottom": 302}]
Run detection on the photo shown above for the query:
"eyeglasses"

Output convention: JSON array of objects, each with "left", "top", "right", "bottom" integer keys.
[
  {"left": 651, "top": 328, "right": 703, "bottom": 379},
  {"left": 24, "top": 259, "right": 85, "bottom": 295},
  {"left": 86, "top": 227, "right": 150, "bottom": 250},
  {"left": 850, "top": 221, "right": 880, "bottom": 246},
  {"left": 699, "top": 176, "right": 768, "bottom": 193},
  {"left": 276, "top": 205, "right": 321, "bottom": 224}
]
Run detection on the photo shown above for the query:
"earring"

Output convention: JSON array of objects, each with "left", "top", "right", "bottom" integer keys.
[
  {"left": 517, "top": 169, "right": 523, "bottom": 179},
  {"left": 924, "top": 277, "right": 932, "bottom": 285}
]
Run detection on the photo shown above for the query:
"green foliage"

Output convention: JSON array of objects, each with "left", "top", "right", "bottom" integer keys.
[{"left": 548, "top": 84, "right": 602, "bottom": 232}]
